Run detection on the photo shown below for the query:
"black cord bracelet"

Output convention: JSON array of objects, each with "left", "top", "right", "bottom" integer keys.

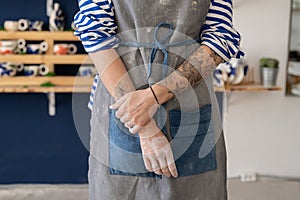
[{"left": 149, "top": 86, "right": 160, "bottom": 105}]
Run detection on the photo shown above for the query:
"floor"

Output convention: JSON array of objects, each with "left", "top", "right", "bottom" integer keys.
[
  {"left": 228, "top": 177, "right": 300, "bottom": 200},
  {"left": 0, "top": 177, "right": 299, "bottom": 200}
]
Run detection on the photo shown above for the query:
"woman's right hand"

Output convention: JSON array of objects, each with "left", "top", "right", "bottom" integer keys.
[{"left": 139, "top": 121, "right": 178, "bottom": 178}]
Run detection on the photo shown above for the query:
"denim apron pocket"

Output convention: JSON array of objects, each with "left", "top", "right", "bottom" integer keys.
[
  {"left": 169, "top": 104, "right": 217, "bottom": 177},
  {"left": 108, "top": 109, "right": 161, "bottom": 178}
]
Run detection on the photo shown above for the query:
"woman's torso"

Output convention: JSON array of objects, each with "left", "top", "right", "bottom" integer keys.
[{"left": 111, "top": 0, "right": 213, "bottom": 111}]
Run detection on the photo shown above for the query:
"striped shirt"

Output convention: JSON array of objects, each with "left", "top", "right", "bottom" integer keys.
[{"left": 74, "top": 0, "right": 244, "bottom": 110}]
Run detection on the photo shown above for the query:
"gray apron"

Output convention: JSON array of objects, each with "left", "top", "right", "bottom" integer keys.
[{"left": 89, "top": 0, "right": 227, "bottom": 199}]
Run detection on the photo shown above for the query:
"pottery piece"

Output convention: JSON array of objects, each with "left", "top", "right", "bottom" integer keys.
[
  {"left": 49, "top": 3, "right": 65, "bottom": 31},
  {"left": 4, "top": 20, "right": 18, "bottom": 32},
  {"left": 53, "top": 43, "right": 77, "bottom": 55}
]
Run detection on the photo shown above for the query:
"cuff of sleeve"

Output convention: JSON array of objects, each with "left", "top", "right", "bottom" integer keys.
[
  {"left": 81, "top": 36, "right": 120, "bottom": 53},
  {"left": 201, "top": 40, "right": 231, "bottom": 62}
]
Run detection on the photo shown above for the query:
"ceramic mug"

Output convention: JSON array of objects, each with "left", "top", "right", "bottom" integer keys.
[
  {"left": 53, "top": 43, "right": 77, "bottom": 55},
  {"left": 0, "top": 40, "right": 18, "bottom": 54},
  {"left": 18, "top": 47, "right": 27, "bottom": 55},
  {"left": 6, "top": 62, "right": 24, "bottom": 73},
  {"left": 0, "top": 46, "right": 16, "bottom": 54},
  {"left": 4, "top": 20, "right": 18, "bottom": 32},
  {"left": 30, "top": 21, "right": 44, "bottom": 31},
  {"left": 18, "top": 19, "right": 44, "bottom": 31},
  {"left": 39, "top": 41, "right": 49, "bottom": 53},
  {"left": 1, "top": 40, "right": 18, "bottom": 47},
  {"left": 214, "top": 58, "right": 248, "bottom": 86},
  {"left": 20, "top": 41, "right": 48, "bottom": 54},
  {"left": 79, "top": 66, "right": 97, "bottom": 77},
  {"left": 0, "top": 63, "right": 5, "bottom": 76},
  {"left": 24, "top": 65, "right": 39, "bottom": 77},
  {"left": 227, "top": 58, "right": 248, "bottom": 85},
  {"left": 26, "top": 44, "right": 41, "bottom": 54},
  {"left": 18, "top": 19, "right": 31, "bottom": 31},
  {"left": 38, "top": 64, "right": 49, "bottom": 76},
  {"left": 0, "top": 63, "right": 17, "bottom": 77},
  {"left": 17, "top": 39, "right": 26, "bottom": 49}
]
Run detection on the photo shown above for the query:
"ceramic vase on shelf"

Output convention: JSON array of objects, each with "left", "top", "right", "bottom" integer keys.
[
  {"left": 213, "top": 58, "right": 248, "bottom": 87},
  {"left": 49, "top": 3, "right": 65, "bottom": 31}
]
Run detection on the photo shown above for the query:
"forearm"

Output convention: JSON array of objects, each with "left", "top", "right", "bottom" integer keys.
[
  {"left": 89, "top": 49, "right": 135, "bottom": 100},
  {"left": 152, "top": 45, "right": 224, "bottom": 105}
]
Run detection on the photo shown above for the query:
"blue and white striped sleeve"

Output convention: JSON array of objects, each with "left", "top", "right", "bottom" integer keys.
[
  {"left": 201, "top": 0, "right": 244, "bottom": 61},
  {"left": 74, "top": 0, "right": 119, "bottom": 53}
]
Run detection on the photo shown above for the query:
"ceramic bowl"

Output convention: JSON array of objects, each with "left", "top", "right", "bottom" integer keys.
[
  {"left": 4, "top": 20, "right": 18, "bottom": 32},
  {"left": 54, "top": 43, "right": 77, "bottom": 55}
]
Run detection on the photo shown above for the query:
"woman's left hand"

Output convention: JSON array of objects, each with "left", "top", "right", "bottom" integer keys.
[{"left": 110, "top": 88, "right": 159, "bottom": 134}]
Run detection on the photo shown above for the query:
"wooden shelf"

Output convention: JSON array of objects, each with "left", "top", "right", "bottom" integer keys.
[
  {"left": 0, "top": 86, "right": 91, "bottom": 93},
  {"left": 0, "top": 31, "right": 78, "bottom": 41},
  {"left": 214, "top": 83, "right": 282, "bottom": 92},
  {"left": 293, "top": 7, "right": 300, "bottom": 11},
  {"left": 0, "top": 31, "right": 89, "bottom": 68},
  {"left": 0, "top": 55, "right": 92, "bottom": 64},
  {"left": 0, "top": 76, "right": 94, "bottom": 93},
  {"left": 0, "top": 32, "right": 91, "bottom": 115}
]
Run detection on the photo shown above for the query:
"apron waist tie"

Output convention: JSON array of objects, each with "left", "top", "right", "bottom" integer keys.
[{"left": 119, "top": 22, "right": 200, "bottom": 80}]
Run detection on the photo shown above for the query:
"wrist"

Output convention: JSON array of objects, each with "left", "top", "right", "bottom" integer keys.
[
  {"left": 149, "top": 86, "right": 160, "bottom": 105},
  {"left": 138, "top": 120, "right": 161, "bottom": 139},
  {"left": 144, "top": 87, "right": 157, "bottom": 107},
  {"left": 151, "top": 84, "right": 174, "bottom": 105}
]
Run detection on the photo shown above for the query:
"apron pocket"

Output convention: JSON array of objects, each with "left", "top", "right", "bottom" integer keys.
[
  {"left": 169, "top": 104, "right": 217, "bottom": 177},
  {"left": 108, "top": 109, "right": 161, "bottom": 178}
]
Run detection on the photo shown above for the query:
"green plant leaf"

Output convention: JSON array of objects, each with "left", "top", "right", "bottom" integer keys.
[{"left": 40, "top": 81, "right": 55, "bottom": 87}]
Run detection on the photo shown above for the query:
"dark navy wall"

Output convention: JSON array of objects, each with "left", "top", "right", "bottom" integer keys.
[
  {"left": 0, "top": 94, "right": 90, "bottom": 184},
  {"left": 0, "top": 1, "right": 90, "bottom": 184},
  {"left": 0, "top": 0, "right": 78, "bottom": 30}
]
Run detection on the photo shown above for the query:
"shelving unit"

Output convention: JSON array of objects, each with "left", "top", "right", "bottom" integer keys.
[
  {"left": 0, "top": 31, "right": 93, "bottom": 115},
  {"left": 0, "top": 31, "right": 92, "bottom": 71},
  {"left": 286, "top": 61, "right": 300, "bottom": 95},
  {"left": 214, "top": 83, "right": 282, "bottom": 92},
  {"left": 0, "top": 31, "right": 92, "bottom": 90},
  {"left": 214, "top": 68, "right": 282, "bottom": 92}
]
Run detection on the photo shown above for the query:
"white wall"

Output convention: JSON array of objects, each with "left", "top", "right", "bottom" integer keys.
[{"left": 225, "top": 0, "right": 300, "bottom": 178}]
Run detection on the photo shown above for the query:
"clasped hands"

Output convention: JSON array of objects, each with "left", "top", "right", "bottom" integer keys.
[{"left": 110, "top": 87, "right": 178, "bottom": 178}]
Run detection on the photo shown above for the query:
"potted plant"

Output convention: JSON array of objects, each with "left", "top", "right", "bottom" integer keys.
[{"left": 260, "top": 58, "right": 279, "bottom": 87}]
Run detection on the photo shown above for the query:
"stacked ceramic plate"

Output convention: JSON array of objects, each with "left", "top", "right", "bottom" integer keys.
[
  {"left": 288, "top": 62, "right": 300, "bottom": 76},
  {"left": 291, "top": 83, "right": 300, "bottom": 96}
]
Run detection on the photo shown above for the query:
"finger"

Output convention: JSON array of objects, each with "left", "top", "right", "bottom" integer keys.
[
  {"left": 158, "top": 157, "right": 171, "bottom": 178},
  {"left": 124, "top": 120, "right": 134, "bottom": 129},
  {"left": 120, "top": 114, "right": 130, "bottom": 123},
  {"left": 166, "top": 151, "right": 178, "bottom": 178},
  {"left": 129, "top": 125, "right": 142, "bottom": 134},
  {"left": 115, "top": 101, "right": 128, "bottom": 119},
  {"left": 125, "top": 120, "right": 135, "bottom": 129},
  {"left": 143, "top": 156, "right": 153, "bottom": 172},
  {"left": 149, "top": 157, "right": 162, "bottom": 175},
  {"left": 109, "top": 94, "right": 128, "bottom": 109}
]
